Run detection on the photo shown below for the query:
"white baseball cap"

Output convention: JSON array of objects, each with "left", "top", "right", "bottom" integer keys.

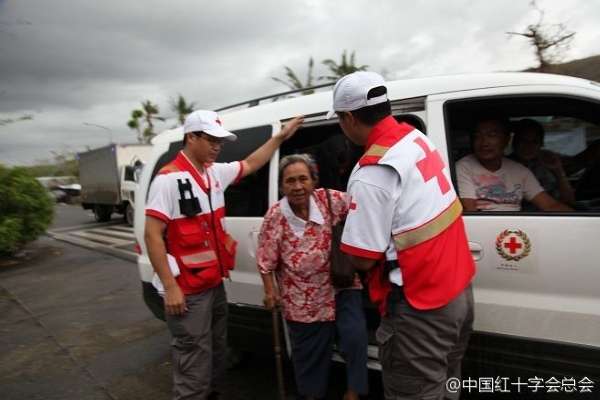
[
  {"left": 183, "top": 110, "right": 237, "bottom": 141},
  {"left": 326, "top": 71, "right": 388, "bottom": 119}
]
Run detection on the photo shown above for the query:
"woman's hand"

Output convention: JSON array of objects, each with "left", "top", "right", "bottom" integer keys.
[{"left": 263, "top": 289, "right": 281, "bottom": 310}]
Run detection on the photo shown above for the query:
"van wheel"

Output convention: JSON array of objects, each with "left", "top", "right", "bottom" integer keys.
[
  {"left": 124, "top": 203, "right": 134, "bottom": 226},
  {"left": 94, "top": 205, "right": 112, "bottom": 222}
]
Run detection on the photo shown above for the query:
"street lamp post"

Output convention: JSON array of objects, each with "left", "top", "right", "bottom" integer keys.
[{"left": 83, "top": 122, "right": 113, "bottom": 144}]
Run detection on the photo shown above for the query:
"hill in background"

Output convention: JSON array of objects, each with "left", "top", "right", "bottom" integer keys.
[{"left": 527, "top": 55, "right": 600, "bottom": 82}]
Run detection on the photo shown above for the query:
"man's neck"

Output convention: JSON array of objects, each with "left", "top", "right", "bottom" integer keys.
[
  {"left": 182, "top": 149, "right": 205, "bottom": 173},
  {"left": 363, "top": 115, "right": 396, "bottom": 148},
  {"left": 479, "top": 158, "right": 503, "bottom": 172}
]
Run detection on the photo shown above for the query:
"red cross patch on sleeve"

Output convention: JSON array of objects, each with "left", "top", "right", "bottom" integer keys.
[{"left": 349, "top": 197, "right": 357, "bottom": 211}]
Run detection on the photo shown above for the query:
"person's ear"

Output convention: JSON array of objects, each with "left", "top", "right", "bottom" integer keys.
[{"left": 341, "top": 111, "right": 356, "bottom": 126}]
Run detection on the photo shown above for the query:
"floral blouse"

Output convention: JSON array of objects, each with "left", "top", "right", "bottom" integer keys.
[{"left": 257, "top": 188, "right": 360, "bottom": 323}]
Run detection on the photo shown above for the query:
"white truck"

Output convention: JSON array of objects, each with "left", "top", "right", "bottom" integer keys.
[{"left": 79, "top": 143, "right": 151, "bottom": 225}]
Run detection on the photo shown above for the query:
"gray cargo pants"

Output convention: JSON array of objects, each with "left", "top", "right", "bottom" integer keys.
[
  {"left": 377, "top": 285, "right": 474, "bottom": 400},
  {"left": 166, "top": 283, "right": 228, "bottom": 400}
]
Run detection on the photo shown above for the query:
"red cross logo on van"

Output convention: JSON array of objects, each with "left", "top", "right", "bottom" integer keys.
[{"left": 496, "top": 230, "right": 531, "bottom": 261}]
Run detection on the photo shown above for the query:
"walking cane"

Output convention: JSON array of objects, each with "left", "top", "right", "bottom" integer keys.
[{"left": 272, "top": 301, "right": 287, "bottom": 400}]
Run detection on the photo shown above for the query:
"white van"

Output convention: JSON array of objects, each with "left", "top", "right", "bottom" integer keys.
[{"left": 134, "top": 72, "right": 600, "bottom": 379}]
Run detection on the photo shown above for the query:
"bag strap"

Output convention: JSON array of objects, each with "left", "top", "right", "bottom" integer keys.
[{"left": 324, "top": 189, "right": 334, "bottom": 228}]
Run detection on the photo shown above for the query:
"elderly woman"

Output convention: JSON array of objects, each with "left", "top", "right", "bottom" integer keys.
[{"left": 257, "top": 154, "right": 368, "bottom": 400}]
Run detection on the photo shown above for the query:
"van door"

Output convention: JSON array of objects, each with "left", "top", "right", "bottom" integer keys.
[
  {"left": 222, "top": 123, "right": 280, "bottom": 307},
  {"left": 426, "top": 85, "right": 600, "bottom": 357}
]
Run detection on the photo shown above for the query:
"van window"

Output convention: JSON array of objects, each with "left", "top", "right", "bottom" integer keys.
[
  {"left": 445, "top": 96, "right": 600, "bottom": 213},
  {"left": 280, "top": 114, "right": 425, "bottom": 192},
  {"left": 147, "top": 125, "right": 272, "bottom": 217},
  {"left": 218, "top": 125, "right": 272, "bottom": 216}
]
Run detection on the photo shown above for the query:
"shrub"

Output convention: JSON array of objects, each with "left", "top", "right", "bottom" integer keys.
[{"left": 0, "top": 165, "right": 54, "bottom": 256}]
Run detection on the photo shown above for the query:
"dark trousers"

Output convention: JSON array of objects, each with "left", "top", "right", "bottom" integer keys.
[
  {"left": 287, "top": 320, "right": 335, "bottom": 399},
  {"left": 287, "top": 289, "right": 369, "bottom": 398},
  {"left": 166, "top": 283, "right": 228, "bottom": 400},
  {"left": 336, "top": 289, "right": 369, "bottom": 395},
  {"left": 377, "top": 285, "right": 474, "bottom": 400}
]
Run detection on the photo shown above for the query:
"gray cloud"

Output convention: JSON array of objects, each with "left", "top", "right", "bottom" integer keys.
[{"left": 1, "top": 0, "right": 599, "bottom": 165}]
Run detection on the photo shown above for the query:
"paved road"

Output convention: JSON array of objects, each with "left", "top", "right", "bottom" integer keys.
[
  {"left": 1, "top": 205, "right": 383, "bottom": 399},
  {"left": 48, "top": 204, "right": 137, "bottom": 262},
  {"left": 51, "top": 203, "right": 124, "bottom": 230}
]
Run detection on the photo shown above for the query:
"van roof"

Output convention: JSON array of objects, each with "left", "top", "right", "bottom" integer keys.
[{"left": 152, "top": 72, "right": 597, "bottom": 145}]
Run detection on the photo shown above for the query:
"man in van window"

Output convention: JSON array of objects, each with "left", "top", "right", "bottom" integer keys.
[
  {"left": 510, "top": 118, "right": 575, "bottom": 207},
  {"left": 144, "top": 110, "right": 303, "bottom": 400},
  {"left": 329, "top": 71, "right": 476, "bottom": 400},
  {"left": 456, "top": 117, "right": 572, "bottom": 212}
]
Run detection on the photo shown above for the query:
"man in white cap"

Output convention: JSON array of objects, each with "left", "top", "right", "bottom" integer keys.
[
  {"left": 145, "top": 110, "right": 303, "bottom": 400},
  {"left": 330, "top": 72, "right": 476, "bottom": 400}
]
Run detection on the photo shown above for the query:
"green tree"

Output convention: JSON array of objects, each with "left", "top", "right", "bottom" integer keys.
[
  {"left": 320, "top": 50, "right": 368, "bottom": 81},
  {"left": 507, "top": 1, "right": 575, "bottom": 72},
  {"left": 0, "top": 165, "right": 53, "bottom": 255},
  {"left": 271, "top": 57, "right": 316, "bottom": 95},
  {"left": 127, "top": 101, "right": 165, "bottom": 144},
  {"left": 170, "top": 94, "right": 196, "bottom": 125},
  {"left": 127, "top": 109, "right": 144, "bottom": 142}
]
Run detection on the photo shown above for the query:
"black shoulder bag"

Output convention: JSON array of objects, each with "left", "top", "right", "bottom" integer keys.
[{"left": 324, "top": 189, "right": 355, "bottom": 289}]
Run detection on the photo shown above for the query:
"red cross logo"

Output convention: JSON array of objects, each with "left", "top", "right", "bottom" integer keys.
[
  {"left": 414, "top": 137, "right": 450, "bottom": 194},
  {"left": 496, "top": 229, "right": 531, "bottom": 261},
  {"left": 503, "top": 237, "right": 523, "bottom": 254}
]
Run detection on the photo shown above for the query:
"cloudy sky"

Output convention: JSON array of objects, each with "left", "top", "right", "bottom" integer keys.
[{"left": 1, "top": 0, "right": 599, "bottom": 165}]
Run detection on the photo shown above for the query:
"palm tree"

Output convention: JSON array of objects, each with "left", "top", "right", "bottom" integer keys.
[
  {"left": 170, "top": 94, "right": 196, "bottom": 125},
  {"left": 127, "top": 109, "right": 144, "bottom": 143},
  {"left": 127, "top": 101, "right": 165, "bottom": 144},
  {"left": 320, "top": 50, "right": 368, "bottom": 81},
  {"left": 271, "top": 57, "right": 316, "bottom": 95}
]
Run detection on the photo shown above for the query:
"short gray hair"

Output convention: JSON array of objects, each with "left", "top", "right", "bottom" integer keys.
[{"left": 278, "top": 154, "right": 319, "bottom": 186}]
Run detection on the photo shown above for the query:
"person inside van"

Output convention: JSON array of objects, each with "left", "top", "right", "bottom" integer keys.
[
  {"left": 510, "top": 118, "right": 575, "bottom": 207},
  {"left": 256, "top": 154, "right": 368, "bottom": 400},
  {"left": 456, "top": 117, "right": 572, "bottom": 212}
]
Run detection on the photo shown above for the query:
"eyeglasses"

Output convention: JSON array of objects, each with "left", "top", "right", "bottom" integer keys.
[{"left": 193, "top": 132, "right": 225, "bottom": 146}]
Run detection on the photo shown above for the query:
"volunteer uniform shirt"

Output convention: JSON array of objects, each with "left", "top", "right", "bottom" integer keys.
[
  {"left": 456, "top": 154, "right": 544, "bottom": 211},
  {"left": 145, "top": 152, "right": 243, "bottom": 224},
  {"left": 341, "top": 165, "right": 404, "bottom": 286},
  {"left": 339, "top": 116, "right": 475, "bottom": 311},
  {"left": 145, "top": 151, "right": 243, "bottom": 293}
]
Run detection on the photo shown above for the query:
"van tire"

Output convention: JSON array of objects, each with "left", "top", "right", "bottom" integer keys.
[
  {"left": 94, "top": 205, "right": 112, "bottom": 222},
  {"left": 124, "top": 203, "right": 134, "bottom": 226}
]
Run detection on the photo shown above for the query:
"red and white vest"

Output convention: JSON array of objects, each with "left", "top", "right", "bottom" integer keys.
[
  {"left": 145, "top": 152, "right": 241, "bottom": 295},
  {"left": 355, "top": 116, "right": 475, "bottom": 313}
]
